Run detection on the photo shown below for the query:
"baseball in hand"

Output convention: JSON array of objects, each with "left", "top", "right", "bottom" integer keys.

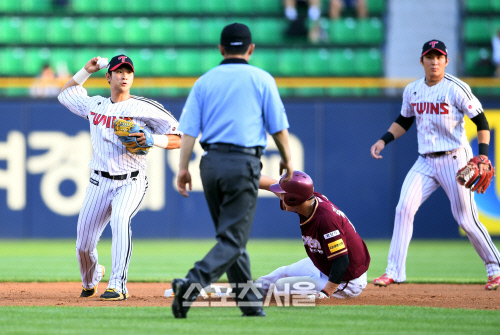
[{"left": 97, "top": 58, "right": 109, "bottom": 70}]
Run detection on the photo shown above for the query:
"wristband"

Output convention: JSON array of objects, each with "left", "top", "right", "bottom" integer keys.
[
  {"left": 478, "top": 143, "right": 489, "bottom": 156},
  {"left": 73, "top": 67, "right": 91, "bottom": 85},
  {"left": 152, "top": 134, "right": 169, "bottom": 149},
  {"left": 320, "top": 289, "right": 330, "bottom": 297},
  {"left": 380, "top": 131, "right": 395, "bottom": 145}
]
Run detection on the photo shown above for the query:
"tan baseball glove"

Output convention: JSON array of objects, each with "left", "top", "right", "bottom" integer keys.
[
  {"left": 113, "top": 119, "right": 153, "bottom": 155},
  {"left": 456, "top": 156, "right": 495, "bottom": 194}
]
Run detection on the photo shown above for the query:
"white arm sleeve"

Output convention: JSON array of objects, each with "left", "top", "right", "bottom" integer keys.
[
  {"left": 400, "top": 85, "right": 414, "bottom": 117},
  {"left": 454, "top": 84, "right": 483, "bottom": 119},
  {"left": 57, "top": 85, "right": 92, "bottom": 119},
  {"left": 144, "top": 101, "right": 182, "bottom": 135}
]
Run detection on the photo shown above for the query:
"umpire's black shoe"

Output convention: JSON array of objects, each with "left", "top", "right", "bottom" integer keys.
[
  {"left": 242, "top": 309, "right": 267, "bottom": 317},
  {"left": 171, "top": 278, "right": 198, "bottom": 319}
]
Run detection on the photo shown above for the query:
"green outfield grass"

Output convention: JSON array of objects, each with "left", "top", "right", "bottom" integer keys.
[
  {"left": 1, "top": 305, "right": 499, "bottom": 335},
  {"left": 1, "top": 239, "right": 499, "bottom": 335},
  {"left": 0, "top": 239, "right": 496, "bottom": 282}
]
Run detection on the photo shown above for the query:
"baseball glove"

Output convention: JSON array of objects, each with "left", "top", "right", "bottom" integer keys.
[
  {"left": 113, "top": 119, "right": 153, "bottom": 155},
  {"left": 456, "top": 155, "right": 495, "bottom": 194}
]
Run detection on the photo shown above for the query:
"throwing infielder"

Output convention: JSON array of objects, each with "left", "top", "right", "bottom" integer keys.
[
  {"left": 370, "top": 40, "right": 500, "bottom": 290},
  {"left": 58, "top": 55, "right": 181, "bottom": 300},
  {"left": 257, "top": 173, "right": 370, "bottom": 299}
]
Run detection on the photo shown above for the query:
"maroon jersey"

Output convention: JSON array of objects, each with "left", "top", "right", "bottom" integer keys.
[{"left": 299, "top": 192, "right": 370, "bottom": 281}]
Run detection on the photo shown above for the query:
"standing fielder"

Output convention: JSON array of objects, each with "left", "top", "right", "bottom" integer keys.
[
  {"left": 370, "top": 40, "right": 500, "bottom": 290},
  {"left": 58, "top": 55, "right": 181, "bottom": 300}
]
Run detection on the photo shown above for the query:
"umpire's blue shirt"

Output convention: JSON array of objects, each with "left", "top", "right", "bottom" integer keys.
[{"left": 178, "top": 58, "right": 289, "bottom": 148}]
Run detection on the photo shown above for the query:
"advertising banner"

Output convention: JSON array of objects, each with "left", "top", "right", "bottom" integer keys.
[{"left": 1, "top": 98, "right": 498, "bottom": 239}]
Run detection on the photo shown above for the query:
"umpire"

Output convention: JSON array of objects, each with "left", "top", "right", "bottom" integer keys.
[{"left": 172, "top": 22, "right": 294, "bottom": 318}]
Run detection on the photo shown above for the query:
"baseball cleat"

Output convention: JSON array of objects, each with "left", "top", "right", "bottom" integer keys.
[
  {"left": 80, "top": 286, "right": 98, "bottom": 298},
  {"left": 373, "top": 274, "right": 395, "bottom": 287},
  {"left": 79, "top": 265, "right": 106, "bottom": 298},
  {"left": 485, "top": 274, "right": 500, "bottom": 290},
  {"left": 171, "top": 278, "right": 199, "bottom": 319},
  {"left": 99, "top": 288, "right": 129, "bottom": 301}
]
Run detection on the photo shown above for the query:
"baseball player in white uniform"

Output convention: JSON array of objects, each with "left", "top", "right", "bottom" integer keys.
[
  {"left": 58, "top": 55, "right": 181, "bottom": 300},
  {"left": 370, "top": 40, "right": 500, "bottom": 290}
]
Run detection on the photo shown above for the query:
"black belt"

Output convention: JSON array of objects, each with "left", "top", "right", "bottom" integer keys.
[
  {"left": 94, "top": 170, "right": 139, "bottom": 180},
  {"left": 421, "top": 149, "right": 458, "bottom": 158},
  {"left": 203, "top": 143, "right": 263, "bottom": 157}
]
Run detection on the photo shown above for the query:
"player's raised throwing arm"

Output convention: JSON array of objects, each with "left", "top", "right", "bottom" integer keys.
[
  {"left": 58, "top": 57, "right": 107, "bottom": 119},
  {"left": 370, "top": 115, "right": 415, "bottom": 159},
  {"left": 60, "top": 57, "right": 108, "bottom": 93}
]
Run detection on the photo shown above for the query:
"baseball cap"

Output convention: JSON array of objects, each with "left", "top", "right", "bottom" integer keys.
[
  {"left": 421, "top": 40, "right": 447, "bottom": 56},
  {"left": 108, "top": 55, "right": 134, "bottom": 73},
  {"left": 220, "top": 23, "right": 252, "bottom": 49}
]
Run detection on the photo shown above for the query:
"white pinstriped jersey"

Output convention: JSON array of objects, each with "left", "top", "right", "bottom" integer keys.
[
  {"left": 400, "top": 73, "right": 484, "bottom": 155},
  {"left": 384, "top": 73, "right": 500, "bottom": 283},
  {"left": 58, "top": 85, "right": 181, "bottom": 174}
]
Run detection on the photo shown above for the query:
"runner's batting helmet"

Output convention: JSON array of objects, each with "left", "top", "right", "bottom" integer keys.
[{"left": 270, "top": 171, "right": 314, "bottom": 206}]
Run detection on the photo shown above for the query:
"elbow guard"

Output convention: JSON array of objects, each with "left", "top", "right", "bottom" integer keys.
[
  {"left": 394, "top": 115, "right": 415, "bottom": 131},
  {"left": 470, "top": 113, "right": 490, "bottom": 131},
  {"left": 328, "top": 254, "right": 350, "bottom": 284}
]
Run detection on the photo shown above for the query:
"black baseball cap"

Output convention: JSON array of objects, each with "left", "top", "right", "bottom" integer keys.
[
  {"left": 108, "top": 54, "right": 134, "bottom": 73},
  {"left": 421, "top": 40, "right": 447, "bottom": 56},
  {"left": 220, "top": 23, "right": 252, "bottom": 49}
]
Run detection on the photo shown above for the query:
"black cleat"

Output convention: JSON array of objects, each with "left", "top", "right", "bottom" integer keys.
[
  {"left": 99, "top": 288, "right": 129, "bottom": 301},
  {"left": 79, "top": 265, "right": 105, "bottom": 298},
  {"left": 80, "top": 286, "right": 97, "bottom": 298},
  {"left": 171, "top": 278, "right": 198, "bottom": 319}
]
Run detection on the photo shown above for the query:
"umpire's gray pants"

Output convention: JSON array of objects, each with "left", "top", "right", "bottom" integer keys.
[{"left": 186, "top": 150, "right": 263, "bottom": 313}]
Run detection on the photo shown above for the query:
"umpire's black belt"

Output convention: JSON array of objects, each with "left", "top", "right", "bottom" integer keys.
[
  {"left": 94, "top": 170, "right": 139, "bottom": 180},
  {"left": 421, "top": 149, "right": 458, "bottom": 158},
  {"left": 203, "top": 143, "right": 263, "bottom": 157}
]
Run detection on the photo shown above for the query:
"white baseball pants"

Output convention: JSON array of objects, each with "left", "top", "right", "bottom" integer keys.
[
  {"left": 76, "top": 170, "right": 148, "bottom": 295},
  {"left": 385, "top": 147, "right": 500, "bottom": 282},
  {"left": 256, "top": 257, "right": 367, "bottom": 299}
]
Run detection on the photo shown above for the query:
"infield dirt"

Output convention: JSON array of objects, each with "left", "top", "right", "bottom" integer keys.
[{"left": 0, "top": 282, "right": 498, "bottom": 310}]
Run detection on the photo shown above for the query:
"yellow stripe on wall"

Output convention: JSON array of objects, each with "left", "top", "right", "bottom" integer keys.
[{"left": 3, "top": 77, "right": 500, "bottom": 89}]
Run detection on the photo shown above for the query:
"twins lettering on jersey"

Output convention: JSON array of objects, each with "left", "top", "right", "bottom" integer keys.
[
  {"left": 302, "top": 236, "right": 323, "bottom": 254},
  {"left": 410, "top": 102, "right": 449, "bottom": 114},
  {"left": 90, "top": 112, "right": 132, "bottom": 128}
]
